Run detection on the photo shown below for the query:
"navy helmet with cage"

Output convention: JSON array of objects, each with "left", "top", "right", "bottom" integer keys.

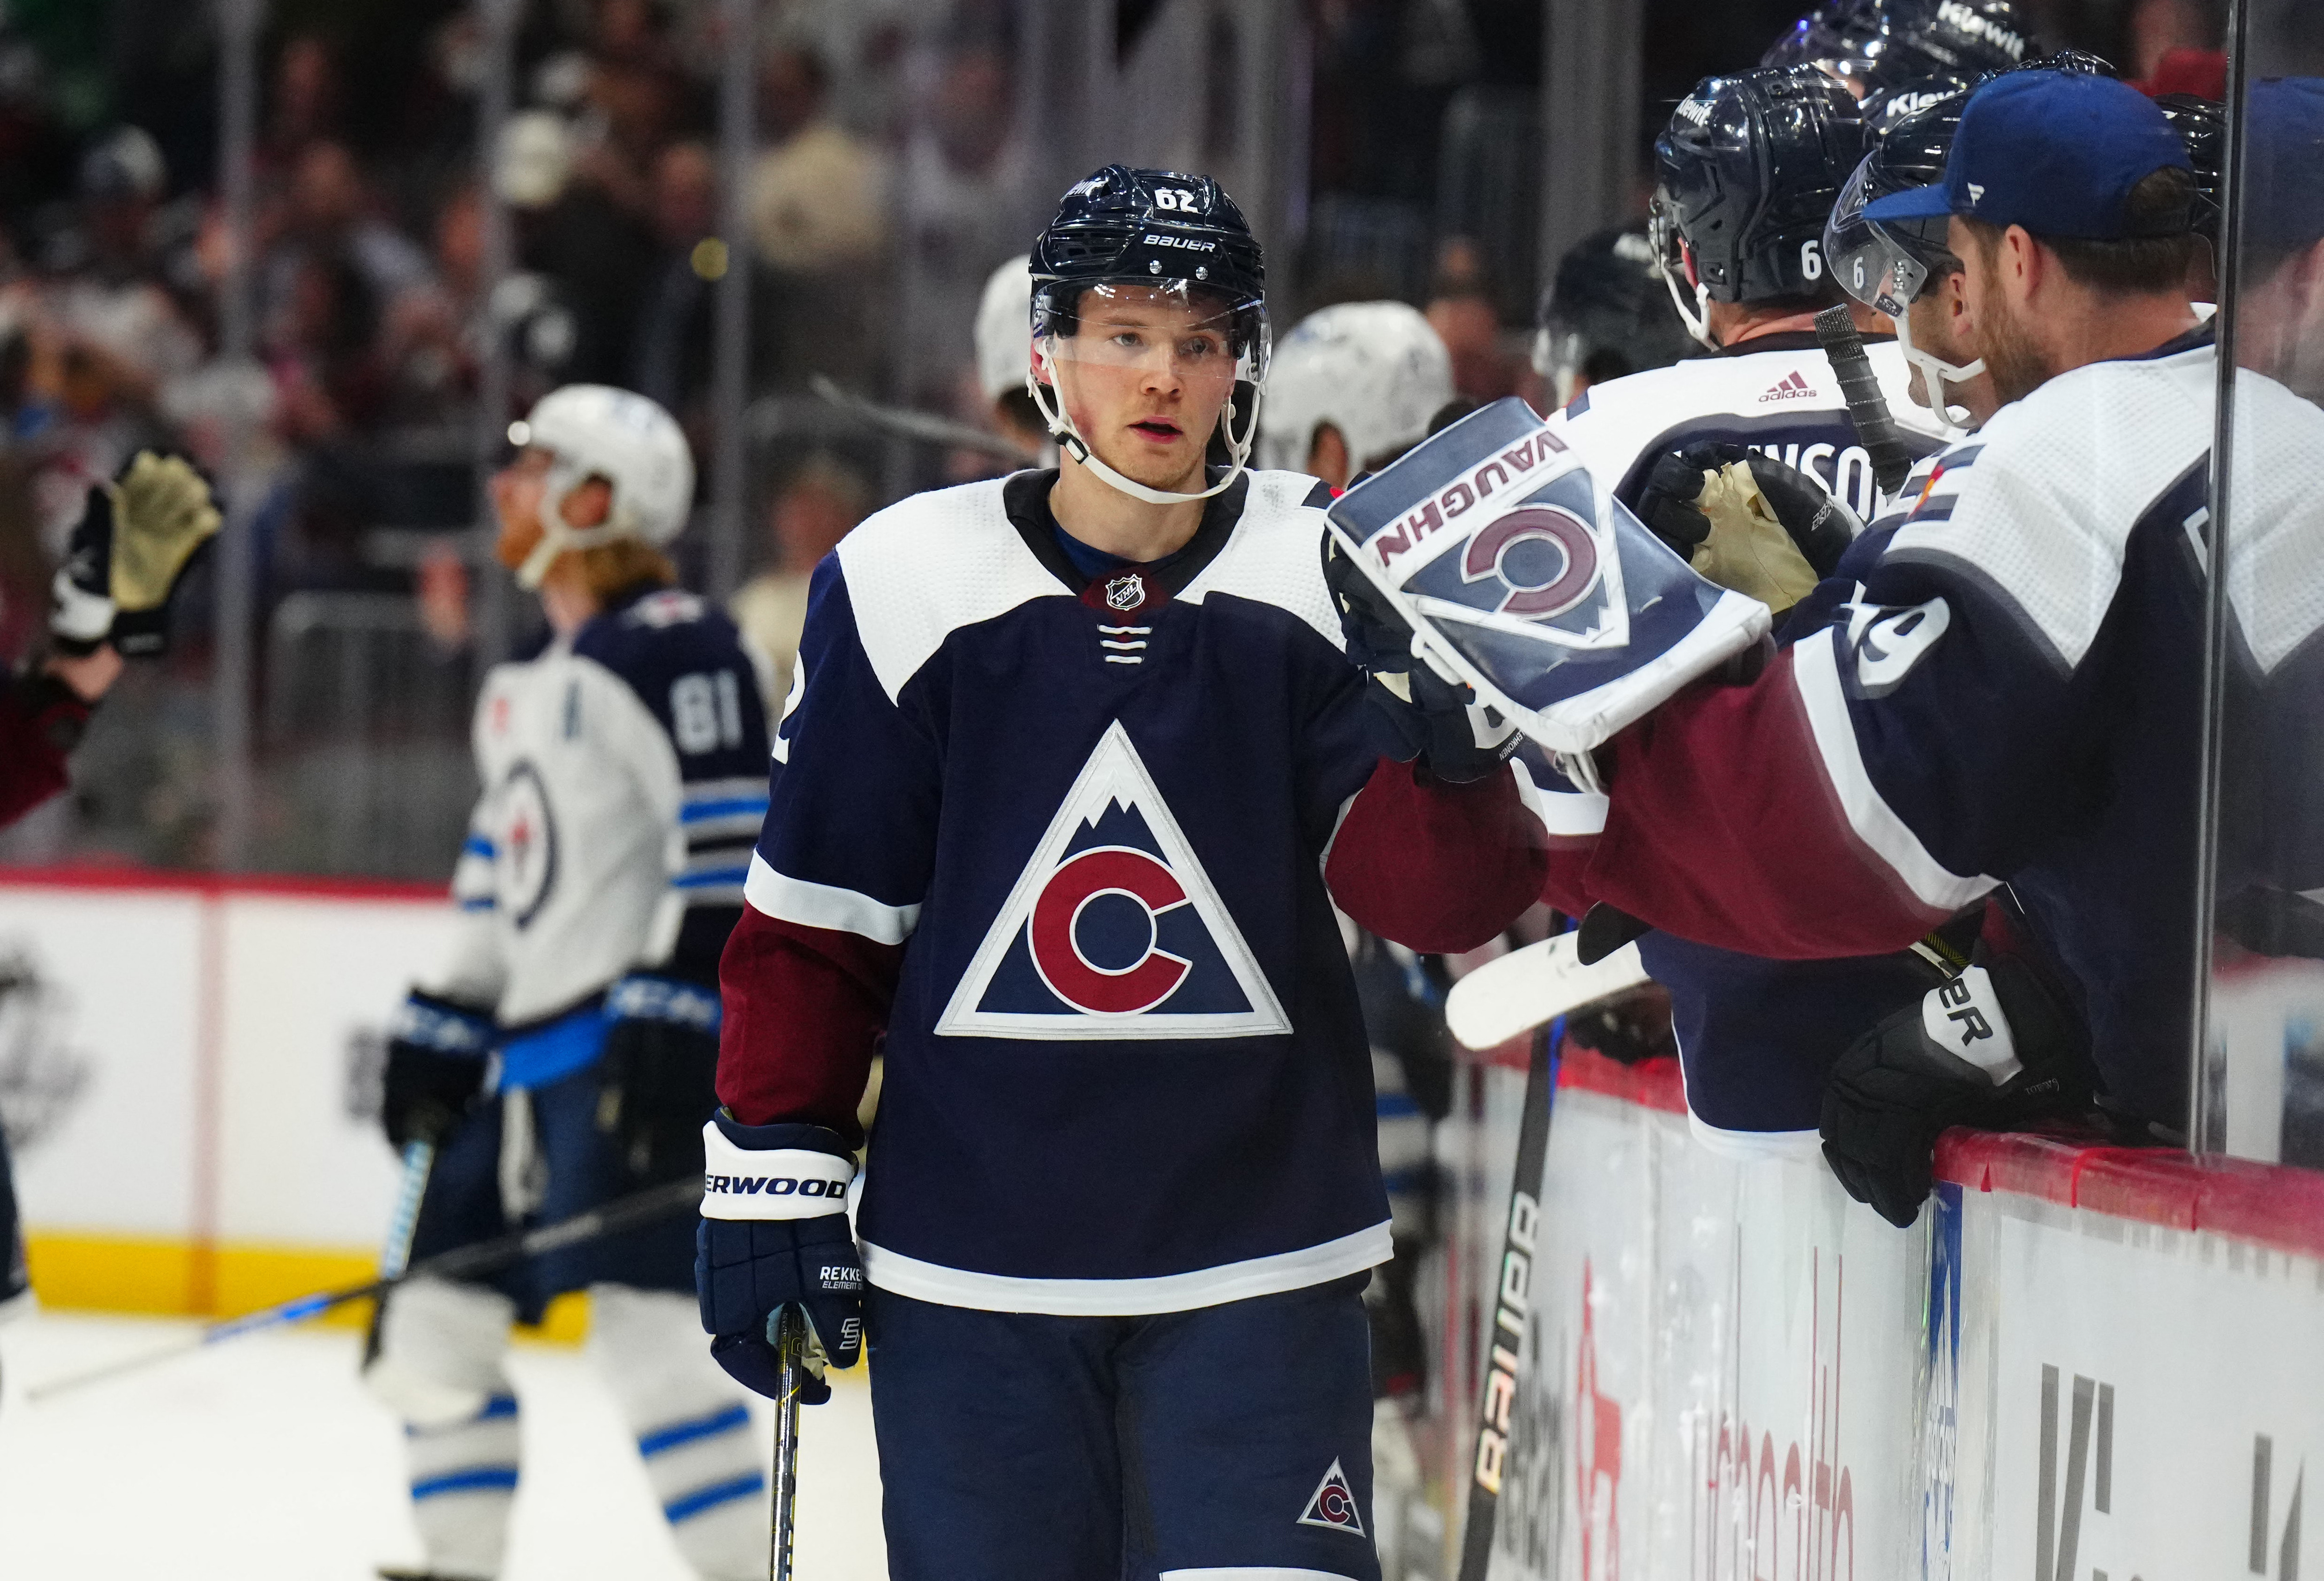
[
  {"left": 1765, "top": 0, "right": 2033, "bottom": 95},
  {"left": 1027, "top": 164, "right": 1271, "bottom": 503},
  {"left": 1650, "top": 66, "right": 1869, "bottom": 346},
  {"left": 2153, "top": 94, "right": 2225, "bottom": 242}
]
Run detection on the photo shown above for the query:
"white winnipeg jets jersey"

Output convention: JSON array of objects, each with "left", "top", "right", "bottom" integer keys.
[
  {"left": 1543, "top": 333, "right": 1950, "bottom": 520},
  {"left": 430, "top": 587, "right": 771, "bottom": 1027}
]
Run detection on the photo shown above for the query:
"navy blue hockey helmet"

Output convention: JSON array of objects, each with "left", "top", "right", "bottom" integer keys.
[
  {"left": 1531, "top": 228, "right": 1697, "bottom": 405},
  {"left": 1028, "top": 165, "right": 1272, "bottom": 503},
  {"left": 2153, "top": 94, "right": 2224, "bottom": 242},
  {"left": 1765, "top": 0, "right": 2033, "bottom": 94},
  {"left": 1650, "top": 66, "right": 1868, "bottom": 343}
]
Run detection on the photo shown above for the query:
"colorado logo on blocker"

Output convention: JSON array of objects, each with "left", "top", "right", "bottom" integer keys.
[{"left": 935, "top": 721, "right": 1290, "bottom": 1039}]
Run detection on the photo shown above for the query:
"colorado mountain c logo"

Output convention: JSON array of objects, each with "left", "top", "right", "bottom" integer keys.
[
  {"left": 1296, "top": 1458, "right": 1365, "bottom": 1535},
  {"left": 935, "top": 721, "right": 1290, "bottom": 1039}
]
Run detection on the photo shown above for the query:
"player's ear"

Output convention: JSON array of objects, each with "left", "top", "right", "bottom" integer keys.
[
  {"left": 561, "top": 474, "right": 615, "bottom": 530},
  {"left": 1030, "top": 337, "right": 1054, "bottom": 388}
]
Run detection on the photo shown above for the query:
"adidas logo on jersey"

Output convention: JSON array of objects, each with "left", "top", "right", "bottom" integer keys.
[
  {"left": 935, "top": 722, "right": 1289, "bottom": 1040},
  {"left": 1296, "top": 1459, "right": 1365, "bottom": 1535},
  {"left": 1757, "top": 371, "right": 1816, "bottom": 404}
]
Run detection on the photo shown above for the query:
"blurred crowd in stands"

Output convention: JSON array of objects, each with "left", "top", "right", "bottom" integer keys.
[{"left": 0, "top": 0, "right": 2219, "bottom": 873}]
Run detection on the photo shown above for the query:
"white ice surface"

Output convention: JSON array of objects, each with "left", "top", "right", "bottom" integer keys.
[{"left": 0, "top": 1310, "right": 886, "bottom": 1579}]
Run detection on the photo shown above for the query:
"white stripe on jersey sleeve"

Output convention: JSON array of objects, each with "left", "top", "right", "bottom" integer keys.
[
  {"left": 1511, "top": 752, "right": 1608, "bottom": 837},
  {"left": 743, "top": 850, "right": 921, "bottom": 944},
  {"left": 1791, "top": 627, "right": 1994, "bottom": 914}
]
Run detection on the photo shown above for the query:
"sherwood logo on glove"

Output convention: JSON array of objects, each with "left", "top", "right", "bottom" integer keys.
[
  {"left": 698, "top": 1123, "right": 856, "bottom": 1220},
  {"left": 705, "top": 1174, "right": 846, "bottom": 1198}
]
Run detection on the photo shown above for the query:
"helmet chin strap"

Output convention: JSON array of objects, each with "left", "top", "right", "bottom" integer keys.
[
  {"left": 1895, "top": 310, "right": 1986, "bottom": 433},
  {"left": 1662, "top": 268, "right": 1721, "bottom": 351},
  {"left": 514, "top": 488, "right": 632, "bottom": 589},
  {"left": 1027, "top": 352, "right": 1259, "bottom": 506}
]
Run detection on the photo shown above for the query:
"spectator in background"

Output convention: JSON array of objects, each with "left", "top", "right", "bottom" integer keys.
[
  {"left": 728, "top": 454, "right": 869, "bottom": 709},
  {"left": 44, "top": 128, "right": 202, "bottom": 412},
  {"left": 2127, "top": 0, "right": 2223, "bottom": 97},
  {"left": 632, "top": 140, "right": 719, "bottom": 421},
  {"left": 751, "top": 39, "right": 889, "bottom": 276},
  {"left": 896, "top": 29, "right": 1029, "bottom": 410},
  {"left": 264, "top": 142, "right": 435, "bottom": 349},
  {"left": 1425, "top": 235, "right": 1528, "bottom": 403},
  {"left": 264, "top": 34, "right": 343, "bottom": 180}
]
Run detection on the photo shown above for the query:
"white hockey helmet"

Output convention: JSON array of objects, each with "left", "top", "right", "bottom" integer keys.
[
  {"left": 1255, "top": 301, "right": 1453, "bottom": 479},
  {"left": 507, "top": 384, "right": 695, "bottom": 588},
  {"left": 973, "top": 253, "right": 1034, "bottom": 406}
]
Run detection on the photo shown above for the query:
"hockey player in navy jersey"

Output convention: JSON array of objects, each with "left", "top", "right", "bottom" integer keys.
[
  {"left": 1525, "top": 70, "right": 2324, "bottom": 1224},
  {"left": 1496, "top": 63, "right": 1967, "bottom": 1159},
  {"left": 364, "top": 385, "right": 772, "bottom": 1581},
  {"left": 697, "top": 166, "right": 1542, "bottom": 1579}
]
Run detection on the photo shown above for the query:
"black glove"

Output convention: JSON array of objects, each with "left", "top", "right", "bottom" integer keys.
[
  {"left": 1635, "top": 441, "right": 1859, "bottom": 597},
  {"left": 48, "top": 488, "right": 116, "bottom": 658},
  {"left": 1565, "top": 983, "right": 1677, "bottom": 1067},
  {"left": 597, "top": 974, "right": 724, "bottom": 1185},
  {"left": 1321, "top": 532, "right": 1518, "bottom": 784},
  {"left": 1819, "top": 946, "right": 2090, "bottom": 1227},
  {"left": 381, "top": 990, "right": 494, "bottom": 1150},
  {"left": 696, "top": 1117, "right": 862, "bottom": 1406}
]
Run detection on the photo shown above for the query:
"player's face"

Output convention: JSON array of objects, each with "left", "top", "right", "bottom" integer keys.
[
  {"left": 491, "top": 448, "right": 553, "bottom": 571},
  {"left": 1041, "top": 285, "right": 1239, "bottom": 492},
  {"left": 1957, "top": 218, "right": 2052, "bottom": 406}
]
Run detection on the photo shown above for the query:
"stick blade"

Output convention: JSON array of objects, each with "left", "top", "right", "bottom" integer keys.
[{"left": 1445, "top": 933, "right": 1651, "bottom": 1050}]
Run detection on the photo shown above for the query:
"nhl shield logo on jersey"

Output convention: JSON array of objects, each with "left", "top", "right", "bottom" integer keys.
[
  {"left": 1295, "top": 1458, "right": 1365, "bottom": 1535},
  {"left": 935, "top": 721, "right": 1290, "bottom": 1040},
  {"left": 1103, "top": 572, "right": 1147, "bottom": 612}
]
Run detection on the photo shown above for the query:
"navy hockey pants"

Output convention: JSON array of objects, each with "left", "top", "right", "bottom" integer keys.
[
  {"left": 867, "top": 1274, "right": 1381, "bottom": 1581},
  {"left": 408, "top": 1057, "right": 695, "bottom": 1321}
]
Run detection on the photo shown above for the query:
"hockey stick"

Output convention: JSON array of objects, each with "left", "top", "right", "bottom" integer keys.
[
  {"left": 1454, "top": 1023, "right": 1558, "bottom": 1581},
  {"left": 378, "top": 1138, "right": 435, "bottom": 1281},
  {"left": 25, "top": 1175, "right": 704, "bottom": 1402},
  {"left": 806, "top": 374, "right": 1042, "bottom": 467},
  {"left": 1813, "top": 305, "right": 1914, "bottom": 499},
  {"left": 1445, "top": 931, "right": 1650, "bottom": 1052},
  {"left": 767, "top": 1305, "right": 808, "bottom": 1581}
]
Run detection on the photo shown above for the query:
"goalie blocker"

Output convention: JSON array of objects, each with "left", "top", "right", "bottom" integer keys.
[{"left": 1322, "top": 398, "right": 1771, "bottom": 765}]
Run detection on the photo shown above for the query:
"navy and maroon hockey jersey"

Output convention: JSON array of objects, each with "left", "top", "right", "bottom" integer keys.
[
  {"left": 717, "top": 469, "right": 1542, "bottom": 1315},
  {"left": 1546, "top": 325, "right": 2324, "bottom": 1132}
]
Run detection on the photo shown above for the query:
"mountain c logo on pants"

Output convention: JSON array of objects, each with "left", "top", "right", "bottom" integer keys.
[
  {"left": 934, "top": 720, "right": 1290, "bottom": 1040},
  {"left": 1296, "top": 1458, "right": 1365, "bottom": 1535}
]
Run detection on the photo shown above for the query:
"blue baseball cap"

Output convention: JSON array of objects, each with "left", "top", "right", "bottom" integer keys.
[
  {"left": 1863, "top": 69, "right": 2192, "bottom": 239},
  {"left": 2245, "top": 77, "right": 2324, "bottom": 256}
]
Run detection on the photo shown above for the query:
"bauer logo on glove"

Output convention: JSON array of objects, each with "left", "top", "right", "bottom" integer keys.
[{"left": 1323, "top": 397, "right": 1771, "bottom": 755}]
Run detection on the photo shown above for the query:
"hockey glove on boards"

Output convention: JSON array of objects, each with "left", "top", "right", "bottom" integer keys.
[
  {"left": 696, "top": 1117, "right": 861, "bottom": 1406},
  {"left": 1819, "top": 945, "right": 2091, "bottom": 1228},
  {"left": 1634, "top": 443, "right": 1858, "bottom": 618},
  {"left": 596, "top": 974, "right": 723, "bottom": 1186},
  {"left": 1321, "top": 531, "right": 1519, "bottom": 784},
  {"left": 381, "top": 990, "right": 495, "bottom": 1149},
  {"left": 48, "top": 452, "right": 223, "bottom": 658}
]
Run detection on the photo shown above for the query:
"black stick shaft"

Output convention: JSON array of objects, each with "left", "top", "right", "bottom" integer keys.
[
  {"left": 27, "top": 1176, "right": 703, "bottom": 1401},
  {"left": 1455, "top": 1025, "right": 1558, "bottom": 1581},
  {"left": 1814, "top": 305, "right": 1914, "bottom": 499},
  {"left": 768, "top": 1306, "right": 806, "bottom": 1581}
]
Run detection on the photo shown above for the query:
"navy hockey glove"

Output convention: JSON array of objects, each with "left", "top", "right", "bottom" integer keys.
[
  {"left": 1635, "top": 442, "right": 1858, "bottom": 614},
  {"left": 1321, "top": 532, "right": 1519, "bottom": 784},
  {"left": 1819, "top": 948, "right": 2090, "bottom": 1227},
  {"left": 597, "top": 974, "right": 723, "bottom": 1186},
  {"left": 696, "top": 1117, "right": 861, "bottom": 1406},
  {"left": 381, "top": 990, "right": 494, "bottom": 1150}
]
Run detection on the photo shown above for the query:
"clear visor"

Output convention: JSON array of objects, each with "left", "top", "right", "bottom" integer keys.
[
  {"left": 1826, "top": 158, "right": 1952, "bottom": 317},
  {"left": 1033, "top": 279, "right": 1269, "bottom": 389}
]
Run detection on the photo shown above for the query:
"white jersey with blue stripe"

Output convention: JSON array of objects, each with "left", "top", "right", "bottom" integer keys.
[{"left": 431, "top": 585, "right": 771, "bottom": 1025}]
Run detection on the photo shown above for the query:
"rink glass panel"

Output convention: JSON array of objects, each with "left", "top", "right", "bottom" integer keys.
[{"left": 2197, "top": 4, "right": 2324, "bottom": 1170}]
